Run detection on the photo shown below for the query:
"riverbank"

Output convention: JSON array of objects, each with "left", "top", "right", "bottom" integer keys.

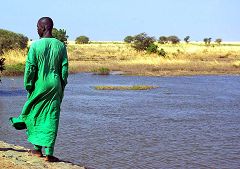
[
  {"left": 1, "top": 42, "right": 240, "bottom": 76},
  {"left": 0, "top": 141, "right": 85, "bottom": 169}
]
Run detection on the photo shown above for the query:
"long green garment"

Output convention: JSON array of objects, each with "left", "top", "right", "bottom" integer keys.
[{"left": 10, "top": 38, "right": 68, "bottom": 148}]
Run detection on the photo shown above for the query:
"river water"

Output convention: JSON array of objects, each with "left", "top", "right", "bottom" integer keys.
[{"left": 0, "top": 74, "right": 240, "bottom": 169}]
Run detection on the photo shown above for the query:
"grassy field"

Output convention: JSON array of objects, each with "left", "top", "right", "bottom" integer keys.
[{"left": 2, "top": 41, "right": 240, "bottom": 76}]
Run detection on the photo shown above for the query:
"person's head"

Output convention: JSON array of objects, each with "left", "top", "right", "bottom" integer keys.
[{"left": 37, "top": 17, "right": 54, "bottom": 38}]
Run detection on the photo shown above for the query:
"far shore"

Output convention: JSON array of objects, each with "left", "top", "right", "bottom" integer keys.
[
  {"left": 1, "top": 42, "right": 240, "bottom": 77},
  {"left": 2, "top": 68, "right": 240, "bottom": 77}
]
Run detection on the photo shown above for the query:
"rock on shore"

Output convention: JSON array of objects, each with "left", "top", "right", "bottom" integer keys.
[{"left": 0, "top": 141, "right": 85, "bottom": 169}]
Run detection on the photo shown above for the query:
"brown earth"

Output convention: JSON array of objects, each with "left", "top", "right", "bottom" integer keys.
[{"left": 0, "top": 141, "right": 86, "bottom": 169}]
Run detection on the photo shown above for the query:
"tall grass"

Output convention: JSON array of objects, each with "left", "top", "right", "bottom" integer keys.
[{"left": 2, "top": 42, "right": 240, "bottom": 76}]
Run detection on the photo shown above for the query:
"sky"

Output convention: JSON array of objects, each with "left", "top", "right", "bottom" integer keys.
[{"left": 0, "top": 0, "right": 240, "bottom": 41}]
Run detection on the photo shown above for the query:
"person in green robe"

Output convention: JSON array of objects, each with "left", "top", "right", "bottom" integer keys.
[{"left": 10, "top": 17, "right": 68, "bottom": 162}]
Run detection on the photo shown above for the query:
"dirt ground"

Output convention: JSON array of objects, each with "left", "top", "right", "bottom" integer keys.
[{"left": 0, "top": 141, "right": 85, "bottom": 169}]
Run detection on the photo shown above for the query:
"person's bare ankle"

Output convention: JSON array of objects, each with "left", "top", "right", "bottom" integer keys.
[{"left": 28, "top": 149, "right": 43, "bottom": 157}]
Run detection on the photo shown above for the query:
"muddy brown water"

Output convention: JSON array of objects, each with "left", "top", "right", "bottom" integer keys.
[{"left": 1, "top": 73, "right": 240, "bottom": 169}]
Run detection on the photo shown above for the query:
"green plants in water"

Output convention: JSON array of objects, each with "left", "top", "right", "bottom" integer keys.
[
  {"left": 5, "top": 63, "right": 25, "bottom": 75},
  {"left": 92, "top": 67, "right": 110, "bottom": 75},
  {"left": 95, "top": 85, "right": 158, "bottom": 90}
]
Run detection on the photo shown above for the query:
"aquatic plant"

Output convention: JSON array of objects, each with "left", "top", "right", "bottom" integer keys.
[
  {"left": 95, "top": 85, "right": 158, "bottom": 90},
  {"left": 92, "top": 67, "right": 110, "bottom": 75}
]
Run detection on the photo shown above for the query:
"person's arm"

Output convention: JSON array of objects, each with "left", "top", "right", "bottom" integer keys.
[
  {"left": 24, "top": 45, "right": 37, "bottom": 94},
  {"left": 61, "top": 46, "right": 68, "bottom": 91}
]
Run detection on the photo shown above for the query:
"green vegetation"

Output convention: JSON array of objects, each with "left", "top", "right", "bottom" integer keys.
[
  {"left": 91, "top": 67, "right": 110, "bottom": 75},
  {"left": 184, "top": 36, "right": 190, "bottom": 43},
  {"left": 4, "top": 63, "right": 25, "bottom": 76},
  {"left": 158, "top": 48, "right": 167, "bottom": 57},
  {"left": 95, "top": 85, "right": 158, "bottom": 90},
  {"left": 167, "top": 36, "right": 180, "bottom": 44},
  {"left": 158, "top": 36, "right": 181, "bottom": 44},
  {"left": 124, "top": 36, "right": 134, "bottom": 43},
  {"left": 215, "top": 38, "right": 222, "bottom": 45},
  {"left": 0, "top": 29, "right": 28, "bottom": 54},
  {"left": 159, "top": 36, "right": 168, "bottom": 44},
  {"left": 146, "top": 43, "right": 158, "bottom": 53},
  {"left": 75, "top": 36, "right": 90, "bottom": 44},
  {"left": 52, "top": 28, "right": 68, "bottom": 45},
  {"left": 203, "top": 38, "right": 212, "bottom": 45},
  {"left": 132, "top": 32, "right": 155, "bottom": 51}
]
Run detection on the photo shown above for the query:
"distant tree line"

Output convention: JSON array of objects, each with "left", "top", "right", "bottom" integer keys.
[
  {"left": 123, "top": 33, "right": 224, "bottom": 56},
  {"left": 0, "top": 27, "right": 226, "bottom": 81},
  {"left": 124, "top": 34, "right": 223, "bottom": 45},
  {"left": 123, "top": 33, "right": 166, "bottom": 56},
  {"left": 0, "top": 28, "right": 224, "bottom": 54}
]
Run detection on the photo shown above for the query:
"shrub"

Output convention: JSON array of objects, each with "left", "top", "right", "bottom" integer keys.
[
  {"left": 167, "top": 36, "right": 180, "bottom": 44},
  {"left": 124, "top": 36, "right": 134, "bottom": 43},
  {"left": 0, "top": 29, "right": 28, "bottom": 54},
  {"left": 132, "top": 33, "right": 155, "bottom": 51},
  {"left": 215, "top": 38, "right": 222, "bottom": 45},
  {"left": 158, "top": 48, "right": 167, "bottom": 57},
  {"left": 75, "top": 36, "right": 90, "bottom": 44},
  {"left": 184, "top": 36, "right": 190, "bottom": 43},
  {"left": 158, "top": 36, "right": 168, "bottom": 44},
  {"left": 203, "top": 38, "right": 211, "bottom": 45},
  {"left": 52, "top": 28, "right": 68, "bottom": 45},
  {"left": 146, "top": 43, "right": 158, "bottom": 53},
  {"left": 92, "top": 67, "right": 110, "bottom": 75}
]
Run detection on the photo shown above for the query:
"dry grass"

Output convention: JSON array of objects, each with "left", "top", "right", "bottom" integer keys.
[
  {"left": 2, "top": 49, "right": 27, "bottom": 65},
  {"left": 95, "top": 85, "right": 158, "bottom": 90},
  {"left": 2, "top": 42, "right": 240, "bottom": 76}
]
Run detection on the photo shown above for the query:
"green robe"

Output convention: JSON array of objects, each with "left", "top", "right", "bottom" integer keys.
[{"left": 10, "top": 38, "right": 68, "bottom": 148}]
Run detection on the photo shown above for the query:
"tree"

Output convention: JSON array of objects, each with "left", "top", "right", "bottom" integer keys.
[
  {"left": 203, "top": 37, "right": 211, "bottom": 45},
  {"left": 52, "top": 28, "right": 68, "bottom": 45},
  {"left": 215, "top": 38, "right": 222, "bottom": 45},
  {"left": 124, "top": 36, "right": 134, "bottom": 43},
  {"left": 208, "top": 38, "right": 212, "bottom": 44},
  {"left": 158, "top": 36, "right": 168, "bottom": 44},
  {"left": 75, "top": 36, "right": 90, "bottom": 44},
  {"left": 203, "top": 38, "right": 208, "bottom": 45},
  {"left": 167, "top": 36, "right": 180, "bottom": 44},
  {"left": 184, "top": 36, "right": 190, "bottom": 43},
  {"left": 158, "top": 48, "right": 167, "bottom": 57},
  {"left": 0, "top": 29, "right": 28, "bottom": 54},
  {"left": 132, "top": 32, "right": 156, "bottom": 51}
]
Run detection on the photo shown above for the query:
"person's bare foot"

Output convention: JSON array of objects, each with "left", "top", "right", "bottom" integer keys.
[
  {"left": 28, "top": 149, "right": 43, "bottom": 157},
  {"left": 45, "top": 155, "right": 60, "bottom": 162}
]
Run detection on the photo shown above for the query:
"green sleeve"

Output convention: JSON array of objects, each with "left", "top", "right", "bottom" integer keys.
[
  {"left": 61, "top": 46, "right": 68, "bottom": 90},
  {"left": 24, "top": 45, "right": 37, "bottom": 93}
]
